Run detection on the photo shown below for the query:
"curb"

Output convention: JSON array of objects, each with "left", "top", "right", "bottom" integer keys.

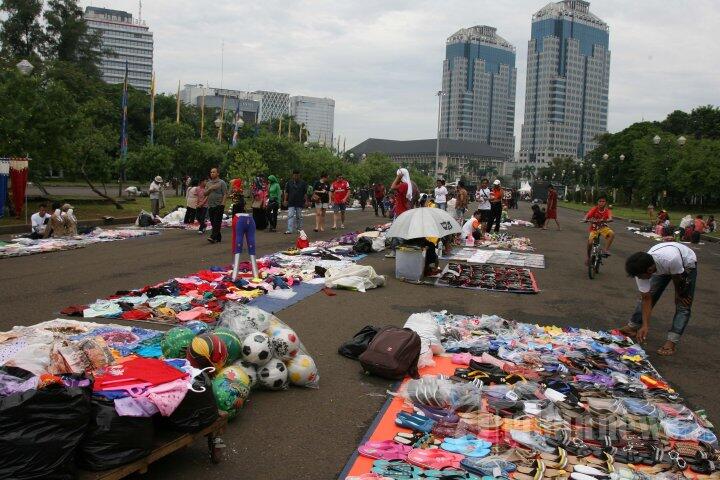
[{"left": 0, "top": 216, "right": 137, "bottom": 235}]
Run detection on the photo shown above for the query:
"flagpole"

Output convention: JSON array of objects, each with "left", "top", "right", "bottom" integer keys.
[
  {"left": 149, "top": 71, "right": 156, "bottom": 144},
  {"left": 119, "top": 60, "right": 129, "bottom": 197},
  {"left": 287, "top": 117, "right": 291, "bottom": 138},
  {"left": 278, "top": 117, "right": 282, "bottom": 136},
  {"left": 217, "top": 95, "right": 226, "bottom": 141},
  {"left": 200, "top": 87, "right": 205, "bottom": 139},
  {"left": 175, "top": 80, "right": 181, "bottom": 124},
  {"left": 298, "top": 123, "right": 303, "bottom": 142}
]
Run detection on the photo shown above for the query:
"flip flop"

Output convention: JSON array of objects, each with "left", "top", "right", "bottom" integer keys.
[
  {"left": 461, "top": 457, "right": 517, "bottom": 477},
  {"left": 371, "top": 459, "right": 423, "bottom": 479},
  {"left": 440, "top": 435, "right": 492, "bottom": 458},
  {"left": 407, "top": 448, "right": 464, "bottom": 470},
  {"left": 397, "top": 412, "right": 436, "bottom": 433},
  {"left": 358, "top": 440, "right": 413, "bottom": 460}
]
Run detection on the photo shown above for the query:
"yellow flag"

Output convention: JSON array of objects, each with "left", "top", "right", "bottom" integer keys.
[{"left": 175, "top": 80, "right": 181, "bottom": 124}]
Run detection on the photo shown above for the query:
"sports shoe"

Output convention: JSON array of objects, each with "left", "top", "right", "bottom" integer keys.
[{"left": 385, "top": 252, "right": 396, "bottom": 258}]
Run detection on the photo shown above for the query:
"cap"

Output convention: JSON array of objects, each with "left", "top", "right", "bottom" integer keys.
[
  {"left": 493, "top": 179, "right": 501, "bottom": 185},
  {"left": 154, "top": 176, "right": 163, "bottom": 183},
  {"left": 61, "top": 203, "right": 74, "bottom": 211}
]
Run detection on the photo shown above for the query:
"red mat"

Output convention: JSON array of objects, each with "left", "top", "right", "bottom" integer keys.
[{"left": 339, "top": 356, "right": 457, "bottom": 479}]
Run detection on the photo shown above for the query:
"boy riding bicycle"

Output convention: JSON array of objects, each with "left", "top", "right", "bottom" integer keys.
[{"left": 584, "top": 196, "right": 614, "bottom": 264}]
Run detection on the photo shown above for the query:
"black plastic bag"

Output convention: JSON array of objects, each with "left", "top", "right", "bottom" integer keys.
[
  {"left": 0, "top": 367, "right": 90, "bottom": 480},
  {"left": 338, "top": 325, "right": 379, "bottom": 360},
  {"left": 353, "top": 237, "right": 373, "bottom": 254},
  {"left": 160, "top": 371, "right": 218, "bottom": 432},
  {"left": 76, "top": 398, "right": 154, "bottom": 471}
]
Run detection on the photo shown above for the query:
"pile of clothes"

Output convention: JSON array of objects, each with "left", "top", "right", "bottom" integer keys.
[
  {"left": 0, "top": 228, "right": 159, "bottom": 259},
  {"left": 350, "top": 311, "right": 718, "bottom": 479},
  {"left": 143, "top": 207, "right": 232, "bottom": 230}
]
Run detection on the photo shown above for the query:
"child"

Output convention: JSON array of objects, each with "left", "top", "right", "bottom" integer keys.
[
  {"left": 692, "top": 215, "right": 706, "bottom": 243},
  {"left": 531, "top": 203, "right": 546, "bottom": 228},
  {"left": 707, "top": 215, "right": 716, "bottom": 233}
]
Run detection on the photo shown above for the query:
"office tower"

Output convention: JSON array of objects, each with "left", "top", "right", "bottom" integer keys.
[
  {"left": 289, "top": 96, "right": 335, "bottom": 144},
  {"left": 84, "top": 6, "right": 153, "bottom": 91},
  {"left": 440, "top": 25, "right": 516, "bottom": 158},
  {"left": 519, "top": 0, "right": 610, "bottom": 164},
  {"left": 254, "top": 91, "right": 290, "bottom": 122}
]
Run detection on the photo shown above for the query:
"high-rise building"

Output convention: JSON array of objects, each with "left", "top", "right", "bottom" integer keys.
[
  {"left": 289, "top": 96, "right": 335, "bottom": 145},
  {"left": 440, "top": 25, "right": 517, "bottom": 159},
  {"left": 254, "top": 91, "right": 290, "bottom": 122},
  {"left": 84, "top": 6, "right": 153, "bottom": 91},
  {"left": 519, "top": 0, "right": 610, "bottom": 165}
]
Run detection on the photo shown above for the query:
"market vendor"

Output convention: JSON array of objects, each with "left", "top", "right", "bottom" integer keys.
[
  {"left": 29, "top": 203, "right": 51, "bottom": 239},
  {"left": 621, "top": 242, "right": 698, "bottom": 356},
  {"left": 461, "top": 209, "right": 484, "bottom": 241}
]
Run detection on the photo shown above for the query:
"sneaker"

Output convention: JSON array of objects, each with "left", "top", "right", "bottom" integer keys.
[
  {"left": 385, "top": 252, "right": 396, "bottom": 258},
  {"left": 341, "top": 224, "right": 345, "bottom": 229},
  {"left": 284, "top": 231, "right": 292, "bottom": 234}
]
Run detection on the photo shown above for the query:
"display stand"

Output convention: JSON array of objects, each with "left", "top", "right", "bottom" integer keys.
[{"left": 231, "top": 213, "right": 259, "bottom": 280}]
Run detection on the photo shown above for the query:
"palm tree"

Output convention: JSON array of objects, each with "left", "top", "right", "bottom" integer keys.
[{"left": 445, "top": 163, "right": 459, "bottom": 182}]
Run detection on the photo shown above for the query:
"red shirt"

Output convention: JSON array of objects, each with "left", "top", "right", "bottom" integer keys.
[
  {"left": 331, "top": 179, "right": 349, "bottom": 204},
  {"left": 490, "top": 186, "right": 503, "bottom": 203},
  {"left": 547, "top": 190, "right": 557, "bottom": 211},
  {"left": 394, "top": 182, "right": 409, "bottom": 216},
  {"left": 374, "top": 184, "right": 385, "bottom": 199},
  {"left": 586, "top": 206, "right": 611, "bottom": 231},
  {"left": 694, "top": 219, "right": 706, "bottom": 233}
]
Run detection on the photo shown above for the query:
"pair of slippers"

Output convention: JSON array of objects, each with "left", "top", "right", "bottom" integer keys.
[
  {"left": 396, "top": 411, "right": 436, "bottom": 433},
  {"left": 439, "top": 435, "right": 492, "bottom": 458},
  {"left": 371, "top": 459, "right": 481, "bottom": 479}
]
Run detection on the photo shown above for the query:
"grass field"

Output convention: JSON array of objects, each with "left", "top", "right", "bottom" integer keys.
[
  {"left": 0, "top": 195, "right": 189, "bottom": 227},
  {"left": 559, "top": 201, "right": 719, "bottom": 237}
]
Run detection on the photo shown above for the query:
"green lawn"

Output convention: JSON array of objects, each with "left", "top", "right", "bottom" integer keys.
[
  {"left": 1, "top": 195, "right": 189, "bottom": 226},
  {"left": 558, "top": 201, "right": 719, "bottom": 225}
]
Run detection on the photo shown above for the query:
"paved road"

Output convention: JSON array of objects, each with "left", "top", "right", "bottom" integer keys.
[{"left": 2, "top": 204, "right": 719, "bottom": 479}]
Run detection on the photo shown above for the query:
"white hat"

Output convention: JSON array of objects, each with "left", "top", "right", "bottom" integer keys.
[
  {"left": 493, "top": 179, "right": 501, "bottom": 185},
  {"left": 154, "top": 176, "right": 163, "bottom": 183}
]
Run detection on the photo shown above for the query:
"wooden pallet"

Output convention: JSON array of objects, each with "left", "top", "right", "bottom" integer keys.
[{"left": 77, "top": 412, "right": 228, "bottom": 479}]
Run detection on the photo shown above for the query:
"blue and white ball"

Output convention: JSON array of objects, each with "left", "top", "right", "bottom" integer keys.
[
  {"left": 241, "top": 332, "right": 272, "bottom": 366},
  {"left": 258, "top": 359, "right": 289, "bottom": 390}
]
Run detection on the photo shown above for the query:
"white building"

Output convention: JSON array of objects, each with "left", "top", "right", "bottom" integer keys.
[
  {"left": 254, "top": 91, "right": 290, "bottom": 122},
  {"left": 84, "top": 6, "right": 153, "bottom": 91},
  {"left": 289, "top": 96, "right": 335, "bottom": 145}
]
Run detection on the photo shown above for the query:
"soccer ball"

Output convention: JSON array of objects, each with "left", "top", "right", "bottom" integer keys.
[
  {"left": 258, "top": 359, "right": 289, "bottom": 390},
  {"left": 269, "top": 327, "right": 300, "bottom": 360},
  {"left": 232, "top": 360, "right": 259, "bottom": 388},
  {"left": 241, "top": 332, "right": 272, "bottom": 366},
  {"left": 287, "top": 354, "right": 319, "bottom": 387},
  {"left": 184, "top": 320, "right": 210, "bottom": 335}
]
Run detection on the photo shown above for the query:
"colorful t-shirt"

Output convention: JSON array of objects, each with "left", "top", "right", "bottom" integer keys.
[
  {"left": 394, "top": 182, "right": 409, "bottom": 216},
  {"left": 331, "top": 179, "right": 350, "bottom": 204},
  {"left": 586, "top": 206, "right": 611, "bottom": 231}
]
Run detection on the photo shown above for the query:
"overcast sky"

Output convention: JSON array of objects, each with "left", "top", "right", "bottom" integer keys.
[{"left": 82, "top": 0, "right": 720, "bottom": 150}]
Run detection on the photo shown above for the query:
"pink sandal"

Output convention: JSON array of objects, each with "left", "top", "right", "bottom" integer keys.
[
  {"left": 407, "top": 448, "right": 464, "bottom": 469},
  {"left": 358, "top": 440, "right": 412, "bottom": 460}
]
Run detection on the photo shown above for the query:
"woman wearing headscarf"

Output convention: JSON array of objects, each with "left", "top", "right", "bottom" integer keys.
[
  {"left": 230, "top": 178, "right": 245, "bottom": 215},
  {"left": 390, "top": 168, "right": 413, "bottom": 219}
]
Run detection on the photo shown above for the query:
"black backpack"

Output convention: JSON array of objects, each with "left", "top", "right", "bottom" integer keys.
[
  {"left": 353, "top": 237, "right": 373, "bottom": 254},
  {"left": 338, "top": 325, "right": 379, "bottom": 360}
]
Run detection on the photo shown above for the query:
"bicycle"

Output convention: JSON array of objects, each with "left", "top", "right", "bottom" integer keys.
[{"left": 583, "top": 220, "right": 611, "bottom": 279}]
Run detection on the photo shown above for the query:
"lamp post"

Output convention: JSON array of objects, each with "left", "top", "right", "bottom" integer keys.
[
  {"left": 592, "top": 163, "right": 598, "bottom": 199},
  {"left": 435, "top": 90, "right": 445, "bottom": 179},
  {"left": 16, "top": 60, "right": 34, "bottom": 75},
  {"left": 214, "top": 116, "right": 223, "bottom": 141}
]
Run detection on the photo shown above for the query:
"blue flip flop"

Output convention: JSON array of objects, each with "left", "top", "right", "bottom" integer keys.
[
  {"left": 396, "top": 411, "right": 436, "bottom": 433},
  {"left": 372, "top": 459, "right": 423, "bottom": 479},
  {"left": 440, "top": 435, "right": 492, "bottom": 458}
]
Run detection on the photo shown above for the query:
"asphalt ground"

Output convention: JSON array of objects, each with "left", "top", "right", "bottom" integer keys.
[{"left": 2, "top": 203, "right": 719, "bottom": 479}]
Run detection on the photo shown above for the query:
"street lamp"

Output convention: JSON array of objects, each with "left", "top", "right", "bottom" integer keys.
[
  {"left": 214, "top": 117, "right": 223, "bottom": 129},
  {"left": 602, "top": 153, "right": 609, "bottom": 161},
  {"left": 677, "top": 136, "right": 686, "bottom": 146},
  {"left": 619, "top": 154, "right": 625, "bottom": 161},
  {"left": 653, "top": 135, "right": 662, "bottom": 145},
  {"left": 16, "top": 59, "right": 34, "bottom": 75},
  {"left": 435, "top": 90, "right": 446, "bottom": 179}
]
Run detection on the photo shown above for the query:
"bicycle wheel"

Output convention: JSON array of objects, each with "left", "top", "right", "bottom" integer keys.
[
  {"left": 588, "top": 254, "right": 595, "bottom": 279},
  {"left": 594, "top": 256, "right": 601, "bottom": 274}
]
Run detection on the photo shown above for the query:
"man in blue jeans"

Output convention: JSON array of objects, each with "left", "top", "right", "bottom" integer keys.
[
  {"left": 283, "top": 170, "right": 308, "bottom": 234},
  {"left": 621, "top": 242, "right": 698, "bottom": 356}
]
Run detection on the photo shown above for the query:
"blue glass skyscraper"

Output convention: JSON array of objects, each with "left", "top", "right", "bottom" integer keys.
[
  {"left": 519, "top": 0, "right": 610, "bottom": 164},
  {"left": 440, "top": 25, "right": 516, "bottom": 159}
]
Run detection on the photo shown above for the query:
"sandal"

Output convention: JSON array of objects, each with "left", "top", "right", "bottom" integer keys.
[
  {"left": 359, "top": 440, "right": 413, "bottom": 460},
  {"left": 440, "top": 435, "right": 492, "bottom": 458},
  {"left": 407, "top": 448, "right": 464, "bottom": 470},
  {"left": 396, "top": 412, "right": 436, "bottom": 433}
]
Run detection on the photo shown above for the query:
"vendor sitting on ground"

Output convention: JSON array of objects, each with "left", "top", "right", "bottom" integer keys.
[
  {"left": 531, "top": 203, "right": 546, "bottom": 228},
  {"left": 44, "top": 202, "right": 66, "bottom": 238},
  {"left": 61, "top": 204, "right": 78, "bottom": 236},
  {"left": 462, "top": 209, "right": 484, "bottom": 241},
  {"left": 29, "top": 203, "right": 51, "bottom": 239}
]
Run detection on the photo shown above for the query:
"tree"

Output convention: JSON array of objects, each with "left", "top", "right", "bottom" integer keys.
[
  {"left": 42, "top": 0, "right": 102, "bottom": 76},
  {"left": 126, "top": 144, "right": 174, "bottom": 183},
  {"left": 0, "top": 0, "right": 45, "bottom": 64},
  {"left": 227, "top": 149, "right": 267, "bottom": 184}
]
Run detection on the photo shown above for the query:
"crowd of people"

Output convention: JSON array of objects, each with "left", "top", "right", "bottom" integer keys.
[{"left": 27, "top": 202, "right": 79, "bottom": 239}]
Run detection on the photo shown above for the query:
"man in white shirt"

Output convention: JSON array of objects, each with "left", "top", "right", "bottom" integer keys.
[
  {"left": 30, "top": 203, "right": 51, "bottom": 239},
  {"left": 621, "top": 242, "right": 698, "bottom": 356},
  {"left": 434, "top": 180, "right": 448, "bottom": 210},
  {"left": 475, "top": 178, "right": 492, "bottom": 234}
]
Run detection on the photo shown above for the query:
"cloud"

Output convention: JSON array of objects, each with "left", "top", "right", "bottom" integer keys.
[{"left": 81, "top": 0, "right": 720, "bottom": 149}]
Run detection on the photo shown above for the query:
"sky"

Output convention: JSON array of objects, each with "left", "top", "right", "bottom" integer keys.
[{"left": 81, "top": 0, "right": 720, "bottom": 150}]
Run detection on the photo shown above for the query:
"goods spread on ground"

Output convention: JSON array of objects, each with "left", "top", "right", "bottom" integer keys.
[
  {"left": 443, "top": 248, "right": 546, "bottom": 269},
  {"left": 0, "top": 228, "right": 160, "bottom": 259},
  {"left": 342, "top": 311, "right": 718, "bottom": 479},
  {"left": 436, "top": 263, "right": 540, "bottom": 294},
  {"left": 0, "top": 309, "right": 319, "bottom": 478}
]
